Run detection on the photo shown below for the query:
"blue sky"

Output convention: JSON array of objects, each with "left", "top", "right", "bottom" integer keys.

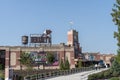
[{"left": 0, "top": 0, "right": 117, "bottom": 54}]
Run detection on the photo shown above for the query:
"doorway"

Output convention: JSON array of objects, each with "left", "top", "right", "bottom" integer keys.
[{"left": 0, "top": 50, "right": 6, "bottom": 70}]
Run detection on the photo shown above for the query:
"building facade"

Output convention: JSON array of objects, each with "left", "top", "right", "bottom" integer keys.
[
  {"left": 67, "top": 30, "right": 83, "bottom": 59},
  {"left": 0, "top": 29, "right": 83, "bottom": 70},
  {"left": 0, "top": 44, "right": 77, "bottom": 70},
  {"left": 84, "top": 52, "right": 115, "bottom": 66},
  {"left": 0, "top": 29, "right": 83, "bottom": 79}
]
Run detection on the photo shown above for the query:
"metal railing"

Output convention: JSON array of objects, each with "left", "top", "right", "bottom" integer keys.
[{"left": 24, "top": 67, "right": 94, "bottom": 80}]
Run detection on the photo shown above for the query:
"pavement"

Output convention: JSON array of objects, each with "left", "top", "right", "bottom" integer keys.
[{"left": 46, "top": 68, "right": 109, "bottom": 80}]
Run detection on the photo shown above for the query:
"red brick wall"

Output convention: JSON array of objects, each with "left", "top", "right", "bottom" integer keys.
[
  {"left": 9, "top": 51, "right": 21, "bottom": 67},
  {"left": 96, "top": 55, "right": 101, "bottom": 61},
  {"left": 68, "top": 34, "right": 73, "bottom": 42},
  {"left": 70, "top": 51, "right": 75, "bottom": 65},
  {"left": 59, "top": 51, "right": 65, "bottom": 62},
  {"left": 4, "top": 47, "right": 76, "bottom": 69},
  {"left": 59, "top": 50, "right": 75, "bottom": 66},
  {"left": 5, "top": 51, "right": 10, "bottom": 67}
]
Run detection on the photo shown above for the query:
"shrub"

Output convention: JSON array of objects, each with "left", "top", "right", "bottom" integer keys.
[
  {"left": 0, "top": 71, "right": 4, "bottom": 79},
  {"left": 0, "top": 64, "right": 3, "bottom": 70},
  {"left": 18, "top": 76, "right": 24, "bottom": 80},
  {"left": 96, "top": 72, "right": 104, "bottom": 79},
  {"left": 110, "top": 60, "right": 120, "bottom": 74},
  {"left": 88, "top": 69, "right": 111, "bottom": 80},
  {"left": 60, "top": 58, "right": 70, "bottom": 70},
  {"left": 78, "top": 60, "right": 82, "bottom": 68},
  {"left": 64, "top": 59, "right": 70, "bottom": 70},
  {"left": 110, "top": 59, "right": 120, "bottom": 77},
  {"left": 60, "top": 60, "right": 64, "bottom": 70},
  {"left": 110, "top": 77, "right": 120, "bottom": 80},
  {"left": 112, "top": 71, "right": 119, "bottom": 77},
  {"left": 88, "top": 73, "right": 98, "bottom": 80},
  {"left": 103, "top": 70, "right": 111, "bottom": 78}
]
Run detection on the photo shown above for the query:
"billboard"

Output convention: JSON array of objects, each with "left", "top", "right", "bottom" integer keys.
[
  {"left": 30, "top": 51, "right": 46, "bottom": 64},
  {"left": 29, "top": 51, "right": 59, "bottom": 66},
  {"left": 30, "top": 34, "right": 51, "bottom": 43},
  {"left": 30, "top": 36, "right": 45, "bottom": 43}
]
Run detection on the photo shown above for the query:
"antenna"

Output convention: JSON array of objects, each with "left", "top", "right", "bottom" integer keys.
[{"left": 69, "top": 21, "right": 74, "bottom": 30}]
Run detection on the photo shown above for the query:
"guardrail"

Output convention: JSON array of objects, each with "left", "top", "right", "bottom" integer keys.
[{"left": 23, "top": 67, "right": 94, "bottom": 80}]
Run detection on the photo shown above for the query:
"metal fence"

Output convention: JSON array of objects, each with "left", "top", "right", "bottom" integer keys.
[{"left": 23, "top": 67, "right": 94, "bottom": 80}]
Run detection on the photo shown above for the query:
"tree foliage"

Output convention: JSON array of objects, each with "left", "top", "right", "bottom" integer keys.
[
  {"left": 110, "top": 57, "right": 115, "bottom": 64},
  {"left": 111, "top": 0, "right": 120, "bottom": 63},
  {"left": 78, "top": 60, "right": 82, "bottom": 68},
  {"left": 46, "top": 52, "right": 55, "bottom": 65},
  {"left": 60, "top": 59, "right": 64, "bottom": 70},
  {"left": 64, "top": 58, "right": 70, "bottom": 70},
  {"left": 59, "top": 58, "right": 70, "bottom": 70},
  {"left": 0, "top": 64, "right": 3, "bottom": 70},
  {"left": 19, "top": 52, "right": 33, "bottom": 70},
  {"left": 110, "top": 1, "right": 120, "bottom": 77},
  {"left": 110, "top": 60, "right": 120, "bottom": 76}
]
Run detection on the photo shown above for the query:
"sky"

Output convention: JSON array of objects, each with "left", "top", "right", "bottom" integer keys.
[{"left": 0, "top": 0, "right": 117, "bottom": 54}]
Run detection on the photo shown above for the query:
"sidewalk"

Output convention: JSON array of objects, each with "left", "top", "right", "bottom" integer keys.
[{"left": 47, "top": 68, "right": 108, "bottom": 80}]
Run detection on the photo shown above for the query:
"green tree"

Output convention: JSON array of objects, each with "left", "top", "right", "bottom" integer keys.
[
  {"left": 110, "top": 57, "right": 115, "bottom": 64},
  {"left": 110, "top": 59, "right": 120, "bottom": 76},
  {"left": 0, "top": 70, "right": 4, "bottom": 80},
  {"left": 19, "top": 52, "right": 33, "bottom": 70},
  {"left": 111, "top": 0, "right": 120, "bottom": 64},
  {"left": 78, "top": 60, "right": 82, "bottom": 68},
  {"left": 111, "top": 1, "right": 120, "bottom": 77},
  {"left": 46, "top": 52, "right": 55, "bottom": 65},
  {"left": 60, "top": 59, "right": 64, "bottom": 70},
  {"left": 0, "top": 64, "right": 3, "bottom": 70},
  {"left": 64, "top": 58, "right": 70, "bottom": 70},
  {"left": 59, "top": 58, "right": 70, "bottom": 70}
]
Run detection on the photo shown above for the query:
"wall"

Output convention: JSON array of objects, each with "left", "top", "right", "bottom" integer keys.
[{"left": 0, "top": 46, "right": 76, "bottom": 70}]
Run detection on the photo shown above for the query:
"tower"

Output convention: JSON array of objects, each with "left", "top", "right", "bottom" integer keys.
[
  {"left": 67, "top": 29, "right": 82, "bottom": 58},
  {"left": 67, "top": 29, "right": 79, "bottom": 47}
]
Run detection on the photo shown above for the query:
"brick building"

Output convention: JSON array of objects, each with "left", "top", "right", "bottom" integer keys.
[
  {"left": 0, "top": 44, "right": 77, "bottom": 70},
  {"left": 0, "top": 29, "right": 82, "bottom": 79},
  {"left": 84, "top": 52, "right": 115, "bottom": 66},
  {"left": 1, "top": 29, "right": 82, "bottom": 70}
]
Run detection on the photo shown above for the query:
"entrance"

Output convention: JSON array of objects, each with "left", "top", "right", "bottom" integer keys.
[{"left": 106, "top": 64, "right": 110, "bottom": 67}]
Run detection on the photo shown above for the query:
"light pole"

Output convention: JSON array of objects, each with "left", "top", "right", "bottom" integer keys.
[{"left": 37, "top": 51, "right": 40, "bottom": 70}]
